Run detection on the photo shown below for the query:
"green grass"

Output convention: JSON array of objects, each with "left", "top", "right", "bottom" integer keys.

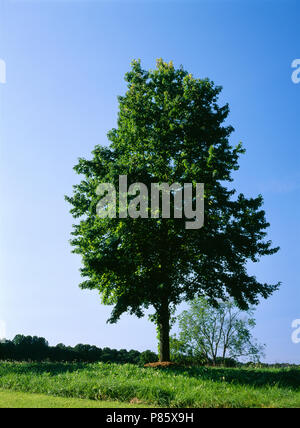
[
  {"left": 0, "top": 389, "right": 152, "bottom": 408},
  {"left": 0, "top": 361, "right": 300, "bottom": 408}
]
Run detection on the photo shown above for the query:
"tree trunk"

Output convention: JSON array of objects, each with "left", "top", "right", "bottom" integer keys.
[{"left": 158, "top": 300, "right": 170, "bottom": 362}]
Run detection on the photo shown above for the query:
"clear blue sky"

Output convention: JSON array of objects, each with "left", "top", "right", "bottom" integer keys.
[{"left": 0, "top": 0, "right": 299, "bottom": 362}]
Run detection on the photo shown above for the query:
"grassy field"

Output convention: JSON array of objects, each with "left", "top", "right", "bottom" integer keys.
[
  {"left": 0, "top": 361, "right": 300, "bottom": 408},
  {"left": 0, "top": 389, "right": 153, "bottom": 408}
]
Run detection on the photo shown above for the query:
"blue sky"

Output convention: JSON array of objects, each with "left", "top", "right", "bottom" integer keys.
[{"left": 0, "top": 0, "right": 299, "bottom": 362}]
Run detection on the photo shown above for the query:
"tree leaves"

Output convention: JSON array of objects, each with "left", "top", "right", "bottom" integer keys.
[{"left": 66, "top": 59, "right": 280, "bottom": 327}]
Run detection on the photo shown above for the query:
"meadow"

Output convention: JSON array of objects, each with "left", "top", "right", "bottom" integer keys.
[
  {"left": 0, "top": 389, "right": 153, "bottom": 408},
  {"left": 0, "top": 362, "right": 300, "bottom": 408}
]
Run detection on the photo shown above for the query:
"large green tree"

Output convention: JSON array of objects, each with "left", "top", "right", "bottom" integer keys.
[{"left": 66, "top": 59, "right": 279, "bottom": 362}]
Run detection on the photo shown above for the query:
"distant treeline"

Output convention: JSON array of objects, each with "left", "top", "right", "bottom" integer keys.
[{"left": 0, "top": 335, "right": 158, "bottom": 365}]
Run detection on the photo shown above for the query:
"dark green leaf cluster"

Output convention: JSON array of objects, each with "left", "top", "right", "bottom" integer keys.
[{"left": 0, "top": 335, "right": 156, "bottom": 365}]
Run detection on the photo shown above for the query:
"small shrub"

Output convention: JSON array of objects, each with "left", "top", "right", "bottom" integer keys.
[{"left": 138, "top": 350, "right": 158, "bottom": 365}]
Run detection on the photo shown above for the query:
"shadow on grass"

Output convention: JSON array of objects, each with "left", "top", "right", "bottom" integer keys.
[
  {"left": 154, "top": 365, "right": 300, "bottom": 390},
  {"left": 2, "top": 362, "right": 300, "bottom": 391},
  {"left": 0, "top": 362, "right": 97, "bottom": 376}
]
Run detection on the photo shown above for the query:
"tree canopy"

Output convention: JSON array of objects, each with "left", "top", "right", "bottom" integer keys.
[{"left": 66, "top": 59, "right": 280, "bottom": 361}]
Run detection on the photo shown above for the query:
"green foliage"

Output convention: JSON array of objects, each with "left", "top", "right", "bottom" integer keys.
[
  {"left": 171, "top": 297, "right": 265, "bottom": 364},
  {"left": 66, "top": 59, "right": 280, "bottom": 360},
  {"left": 1, "top": 362, "right": 300, "bottom": 408},
  {"left": 0, "top": 335, "right": 144, "bottom": 365},
  {"left": 138, "top": 350, "right": 158, "bottom": 365}
]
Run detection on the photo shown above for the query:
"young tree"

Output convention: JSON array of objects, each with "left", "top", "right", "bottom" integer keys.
[
  {"left": 66, "top": 59, "right": 279, "bottom": 362},
  {"left": 172, "top": 297, "right": 265, "bottom": 365}
]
